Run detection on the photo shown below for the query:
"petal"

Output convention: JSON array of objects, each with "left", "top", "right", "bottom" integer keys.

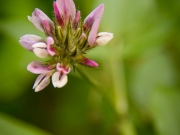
[
  {"left": 42, "top": 20, "right": 54, "bottom": 36},
  {"left": 53, "top": 2, "right": 63, "bottom": 26},
  {"left": 33, "top": 48, "right": 49, "bottom": 58},
  {"left": 74, "top": 11, "right": 81, "bottom": 27},
  {"left": 95, "top": 32, "right": 113, "bottom": 46},
  {"left": 27, "top": 61, "right": 51, "bottom": 74},
  {"left": 97, "top": 32, "right": 113, "bottom": 37},
  {"left": 29, "top": 8, "right": 54, "bottom": 32},
  {"left": 47, "top": 37, "right": 56, "bottom": 56},
  {"left": 19, "top": 34, "right": 44, "bottom": 51},
  {"left": 56, "top": 63, "right": 70, "bottom": 74},
  {"left": 88, "top": 19, "right": 101, "bottom": 46},
  {"left": 33, "top": 74, "right": 46, "bottom": 89},
  {"left": 33, "top": 74, "right": 51, "bottom": 92},
  {"left": 80, "top": 58, "right": 98, "bottom": 68},
  {"left": 32, "top": 42, "right": 47, "bottom": 48},
  {"left": 84, "top": 4, "right": 104, "bottom": 29},
  {"left": 56, "top": 0, "right": 76, "bottom": 24},
  {"left": 52, "top": 72, "right": 68, "bottom": 88}
]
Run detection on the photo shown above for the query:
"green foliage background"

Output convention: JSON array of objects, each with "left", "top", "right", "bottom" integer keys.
[{"left": 0, "top": 0, "right": 180, "bottom": 135}]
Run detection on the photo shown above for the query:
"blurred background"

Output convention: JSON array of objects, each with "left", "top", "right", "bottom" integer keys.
[{"left": 0, "top": 0, "right": 180, "bottom": 135}]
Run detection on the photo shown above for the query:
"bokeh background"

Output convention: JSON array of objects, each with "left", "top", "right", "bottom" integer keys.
[{"left": 0, "top": 0, "right": 180, "bottom": 135}]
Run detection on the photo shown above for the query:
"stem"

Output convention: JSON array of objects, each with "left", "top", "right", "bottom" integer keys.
[
  {"left": 77, "top": 55, "right": 137, "bottom": 135},
  {"left": 76, "top": 67, "right": 115, "bottom": 112},
  {"left": 109, "top": 46, "right": 137, "bottom": 135}
]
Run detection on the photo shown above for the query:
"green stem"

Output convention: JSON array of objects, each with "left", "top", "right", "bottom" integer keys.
[
  {"left": 109, "top": 45, "right": 137, "bottom": 135},
  {"left": 76, "top": 67, "right": 115, "bottom": 112},
  {"left": 77, "top": 57, "right": 137, "bottom": 135}
]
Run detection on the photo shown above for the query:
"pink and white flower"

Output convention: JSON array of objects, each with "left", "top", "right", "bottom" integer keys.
[{"left": 19, "top": 0, "right": 113, "bottom": 92}]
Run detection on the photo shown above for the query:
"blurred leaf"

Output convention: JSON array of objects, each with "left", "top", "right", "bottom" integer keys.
[
  {"left": 151, "top": 86, "right": 180, "bottom": 135},
  {"left": 0, "top": 19, "right": 44, "bottom": 102},
  {"left": 129, "top": 50, "right": 176, "bottom": 109},
  {"left": 0, "top": 112, "right": 51, "bottom": 135}
]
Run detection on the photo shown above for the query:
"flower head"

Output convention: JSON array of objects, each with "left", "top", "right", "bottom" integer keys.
[{"left": 19, "top": 0, "right": 113, "bottom": 92}]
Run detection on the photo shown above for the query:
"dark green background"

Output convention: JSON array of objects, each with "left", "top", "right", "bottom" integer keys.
[{"left": 0, "top": 0, "right": 180, "bottom": 135}]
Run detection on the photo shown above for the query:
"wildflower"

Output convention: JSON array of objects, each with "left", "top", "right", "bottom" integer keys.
[{"left": 19, "top": 0, "right": 113, "bottom": 92}]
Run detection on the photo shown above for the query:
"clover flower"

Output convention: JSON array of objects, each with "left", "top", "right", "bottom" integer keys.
[{"left": 19, "top": 0, "right": 113, "bottom": 92}]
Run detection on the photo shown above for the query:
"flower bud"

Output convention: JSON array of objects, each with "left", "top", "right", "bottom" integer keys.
[
  {"left": 28, "top": 8, "right": 54, "bottom": 32},
  {"left": 80, "top": 58, "right": 98, "bottom": 68}
]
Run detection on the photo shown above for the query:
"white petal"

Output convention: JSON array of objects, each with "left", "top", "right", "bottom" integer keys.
[
  {"left": 28, "top": 16, "right": 32, "bottom": 22},
  {"left": 33, "top": 48, "right": 49, "bottom": 58},
  {"left": 33, "top": 74, "right": 46, "bottom": 89},
  {"left": 19, "top": 34, "right": 44, "bottom": 51},
  {"left": 97, "top": 32, "right": 113, "bottom": 37},
  {"left": 32, "top": 42, "right": 47, "bottom": 48},
  {"left": 95, "top": 32, "right": 113, "bottom": 46},
  {"left": 34, "top": 74, "right": 51, "bottom": 92},
  {"left": 52, "top": 72, "right": 68, "bottom": 88}
]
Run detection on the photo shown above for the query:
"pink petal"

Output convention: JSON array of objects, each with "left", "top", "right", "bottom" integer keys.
[
  {"left": 56, "top": 63, "right": 70, "bottom": 74},
  {"left": 46, "top": 37, "right": 56, "bottom": 56},
  {"left": 19, "top": 34, "right": 44, "bottom": 51},
  {"left": 27, "top": 61, "right": 52, "bottom": 74},
  {"left": 33, "top": 74, "right": 51, "bottom": 92},
  {"left": 80, "top": 58, "right": 98, "bottom": 68},
  {"left": 88, "top": 19, "right": 101, "bottom": 46},
  {"left": 56, "top": 0, "right": 76, "bottom": 24},
  {"left": 53, "top": 2, "right": 63, "bottom": 26},
  {"left": 42, "top": 20, "right": 54, "bottom": 36},
  {"left": 84, "top": 4, "right": 104, "bottom": 29},
  {"left": 52, "top": 72, "right": 68, "bottom": 88},
  {"left": 28, "top": 8, "right": 54, "bottom": 32},
  {"left": 74, "top": 11, "right": 81, "bottom": 27}
]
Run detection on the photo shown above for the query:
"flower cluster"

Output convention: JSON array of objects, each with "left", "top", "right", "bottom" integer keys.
[{"left": 19, "top": 0, "right": 113, "bottom": 92}]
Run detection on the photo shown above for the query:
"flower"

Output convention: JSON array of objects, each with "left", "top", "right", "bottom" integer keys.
[{"left": 19, "top": 0, "right": 113, "bottom": 92}]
